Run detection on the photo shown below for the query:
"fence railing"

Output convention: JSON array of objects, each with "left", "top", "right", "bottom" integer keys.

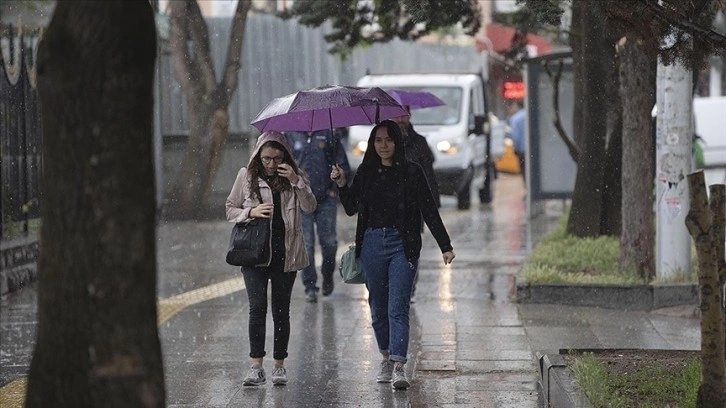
[{"left": 1, "top": 30, "right": 42, "bottom": 239}]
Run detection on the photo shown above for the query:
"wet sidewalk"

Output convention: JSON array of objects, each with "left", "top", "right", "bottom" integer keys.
[{"left": 0, "top": 174, "right": 702, "bottom": 407}]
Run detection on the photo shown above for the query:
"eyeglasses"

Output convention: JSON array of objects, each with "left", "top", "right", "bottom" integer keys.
[{"left": 261, "top": 156, "right": 285, "bottom": 164}]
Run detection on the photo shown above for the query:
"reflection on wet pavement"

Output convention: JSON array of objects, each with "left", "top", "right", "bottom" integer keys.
[{"left": 1, "top": 173, "right": 702, "bottom": 407}]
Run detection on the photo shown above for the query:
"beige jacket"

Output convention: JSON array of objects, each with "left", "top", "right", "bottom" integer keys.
[{"left": 225, "top": 131, "right": 317, "bottom": 272}]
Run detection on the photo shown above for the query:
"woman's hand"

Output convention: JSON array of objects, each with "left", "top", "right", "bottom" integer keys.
[
  {"left": 442, "top": 250, "right": 455, "bottom": 265},
  {"left": 250, "top": 203, "right": 274, "bottom": 218},
  {"left": 276, "top": 163, "right": 299, "bottom": 184},
  {"left": 330, "top": 164, "right": 346, "bottom": 187}
]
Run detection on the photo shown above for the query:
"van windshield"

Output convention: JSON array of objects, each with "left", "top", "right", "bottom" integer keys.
[{"left": 394, "top": 86, "right": 462, "bottom": 126}]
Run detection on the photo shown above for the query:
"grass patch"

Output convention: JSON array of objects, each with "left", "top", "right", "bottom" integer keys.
[
  {"left": 521, "top": 211, "right": 698, "bottom": 285},
  {"left": 569, "top": 352, "right": 701, "bottom": 408}
]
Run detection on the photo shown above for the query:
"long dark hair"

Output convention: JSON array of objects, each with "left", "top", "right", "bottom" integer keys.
[
  {"left": 247, "top": 141, "right": 300, "bottom": 201},
  {"left": 359, "top": 119, "right": 407, "bottom": 173}
]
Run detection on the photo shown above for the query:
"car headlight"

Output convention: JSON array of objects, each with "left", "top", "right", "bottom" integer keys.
[
  {"left": 436, "top": 140, "right": 459, "bottom": 155},
  {"left": 352, "top": 141, "right": 367, "bottom": 156}
]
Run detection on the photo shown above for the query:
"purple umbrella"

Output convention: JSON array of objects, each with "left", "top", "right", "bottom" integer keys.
[
  {"left": 384, "top": 89, "right": 446, "bottom": 110},
  {"left": 250, "top": 85, "right": 408, "bottom": 133}
]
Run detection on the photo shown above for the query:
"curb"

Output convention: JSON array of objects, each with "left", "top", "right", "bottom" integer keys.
[
  {"left": 516, "top": 282, "right": 698, "bottom": 311},
  {"left": 536, "top": 351, "right": 593, "bottom": 408}
]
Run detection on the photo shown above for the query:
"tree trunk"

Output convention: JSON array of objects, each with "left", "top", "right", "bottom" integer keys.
[
  {"left": 685, "top": 172, "right": 725, "bottom": 408},
  {"left": 566, "top": 0, "right": 616, "bottom": 238},
  {"left": 619, "top": 36, "right": 657, "bottom": 281},
  {"left": 165, "top": 0, "right": 252, "bottom": 219},
  {"left": 599, "top": 38, "right": 623, "bottom": 237},
  {"left": 25, "top": 2, "right": 164, "bottom": 407}
]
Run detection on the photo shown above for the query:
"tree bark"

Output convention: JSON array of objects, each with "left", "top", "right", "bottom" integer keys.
[
  {"left": 618, "top": 35, "right": 657, "bottom": 281},
  {"left": 566, "top": 0, "right": 617, "bottom": 238},
  {"left": 25, "top": 2, "right": 164, "bottom": 407},
  {"left": 685, "top": 172, "right": 725, "bottom": 408},
  {"left": 165, "top": 0, "right": 252, "bottom": 219}
]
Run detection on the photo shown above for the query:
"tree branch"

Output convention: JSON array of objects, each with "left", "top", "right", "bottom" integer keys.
[
  {"left": 220, "top": 0, "right": 252, "bottom": 105},
  {"left": 544, "top": 60, "right": 580, "bottom": 163},
  {"left": 183, "top": 0, "right": 217, "bottom": 94},
  {"left": 642, "top": 0, "right": 726, "bottom": 50}
]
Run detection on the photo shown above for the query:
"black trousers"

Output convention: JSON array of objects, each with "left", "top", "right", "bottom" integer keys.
[{"left": 242, "top": 265, "right": 297, "bottom": 360}]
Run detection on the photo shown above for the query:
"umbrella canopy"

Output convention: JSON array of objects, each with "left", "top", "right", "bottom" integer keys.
[
  {"left": 251, "top": 85, "right": 408, "bottom": 133},
  {"left": 384, "top": 89, "right": 446, "bottom": 110}
]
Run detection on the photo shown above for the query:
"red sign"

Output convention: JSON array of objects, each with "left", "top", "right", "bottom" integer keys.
[{"left": 502, "top": 81, "right": 525, "bottom": 99}]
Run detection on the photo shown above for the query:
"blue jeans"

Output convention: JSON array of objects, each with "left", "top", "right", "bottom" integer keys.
[
  {"left": 301, "top": 197, "right": 338, "bottom": 291},
  {"left": 360, "top": 227, "right": 416, "bottom": 363}
]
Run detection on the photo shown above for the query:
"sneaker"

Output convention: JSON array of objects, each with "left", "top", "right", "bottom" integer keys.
[
  {"left": 376, "top": 360, "right": 393, "bottom": 383},
  {"left": 391, "top": 363, "right": 410, "bottom": 390},
  {"left": 322, "top": 276, "right": 334, "bottom": 296},
  {"left": 305, "top": 289, "right": 317, "bottom": 303},
  {"left": 243, "top": 366, "right": 266, "bottom": 386},
  {"left": 271, "top": 365, "right": 288, "bottom": 385}
]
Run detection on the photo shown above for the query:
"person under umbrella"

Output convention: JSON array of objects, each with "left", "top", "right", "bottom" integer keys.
[
  {"left": 330, "top": 120, "right": 455, "bottom": 390},
  {"left": 285, "top": 128, "right": 351, "bottom": 302},
  {"left": 225, "top": 131, "right": 317, "bottom": 386}
]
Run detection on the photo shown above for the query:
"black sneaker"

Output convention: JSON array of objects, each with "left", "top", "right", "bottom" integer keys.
[
  {"left": 305, "top": 289, "right": 317, "bottom": 303},
  {"left": 322, "top": 276, "right": 334, "bottom": 296}
]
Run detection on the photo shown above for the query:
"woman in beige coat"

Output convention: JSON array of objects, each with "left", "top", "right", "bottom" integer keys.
[{"left": 226, "top": 130, "right": 316, "bottom": 386}]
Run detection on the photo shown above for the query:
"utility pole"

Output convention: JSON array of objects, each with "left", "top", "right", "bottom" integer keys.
[{"left": 655, "top": 35, "right": 693, "bottom": 280}]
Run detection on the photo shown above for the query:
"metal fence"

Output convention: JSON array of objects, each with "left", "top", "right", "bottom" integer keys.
[
  {"left": 0, "top": 14, "right": 485, "bottom": 238},
  {"left": 158, "top": 14, "right": 485, "bottom": 136},
  {"left": 1, "top": 32, "right": 42, "bottom": 239}
]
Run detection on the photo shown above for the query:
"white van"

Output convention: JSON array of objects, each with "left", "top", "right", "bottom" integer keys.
[
  {"left": 694, "top": 96, "right": 726, "bottom": 167},
  {"left": 349, "top": 73, "right": 504, "bottom": 209}
]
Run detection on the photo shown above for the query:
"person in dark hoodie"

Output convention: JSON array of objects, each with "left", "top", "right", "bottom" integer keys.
[
  {"left": 285, "top": 129, "right": 351, "bottom": 303},
  {"left": 392, "top": 107, "right": 440, "bottom": 208},
  {"left": 226, "top": 131, "right": 317, "bottom": 387},
  {"left": 330, "top": 120, "right": 455, "bottom": 390}
]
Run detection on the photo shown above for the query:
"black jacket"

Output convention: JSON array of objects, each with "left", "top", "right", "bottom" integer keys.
[
  {"left": 338, "top": 161, "right": 452, "bottom": 263},
  {"left": 404, "top": 124, "right": 440, "bottom": 208}
]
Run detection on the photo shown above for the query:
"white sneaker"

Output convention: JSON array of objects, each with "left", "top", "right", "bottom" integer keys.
[
  {"left": 391, "top": 363, "right": 410, "bottom": 390},
  {"left": 271, "top": 365, "right": 288, "bottom": 385},
  {"left": 376, "top": 360, "right": 394, "bottom": 383},
  {"left": 243, "top": 366, "right": 266, "bottom": 386}
]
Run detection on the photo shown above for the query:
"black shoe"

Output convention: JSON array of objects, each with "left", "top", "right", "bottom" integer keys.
[
  {"left": 305, "top": 289, "right": 317, "bottom": 303},
  {"left": 322, "top": 277, "right": 334, "bottom": 296}
]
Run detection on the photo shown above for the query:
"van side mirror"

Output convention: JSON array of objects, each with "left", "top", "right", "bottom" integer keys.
[{"left": 471, "top": 115, "right": 488, "bottom": 135}]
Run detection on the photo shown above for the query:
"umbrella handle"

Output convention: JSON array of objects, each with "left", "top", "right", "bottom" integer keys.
[{"left": 375, "top": 101, "right": 380, "bottom": 124}]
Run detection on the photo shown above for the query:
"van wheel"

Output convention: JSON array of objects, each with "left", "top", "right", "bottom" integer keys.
[{"left": 457, "top": 182, "right": 471, "bottom": 210}]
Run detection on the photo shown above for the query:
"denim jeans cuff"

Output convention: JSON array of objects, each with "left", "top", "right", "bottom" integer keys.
[{"left": 389, "top": 354, "right": 407, "bottom": 364}]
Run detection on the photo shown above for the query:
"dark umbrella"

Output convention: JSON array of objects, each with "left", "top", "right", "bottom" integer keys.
[{"left": 384, "top": 89, "right": 446, "bottom": 110}]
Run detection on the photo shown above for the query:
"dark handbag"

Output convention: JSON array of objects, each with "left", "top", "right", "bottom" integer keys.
[
  {"left": 225, "top": 218, "right": 270, "bottom": 267},
  {"left": 339, "top": 244, "right": 364, "bottom": 284}
]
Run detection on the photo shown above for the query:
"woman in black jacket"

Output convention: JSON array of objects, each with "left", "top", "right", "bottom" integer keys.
[{"left": 330, "top": 120, "right": 455, "bottom": 390}]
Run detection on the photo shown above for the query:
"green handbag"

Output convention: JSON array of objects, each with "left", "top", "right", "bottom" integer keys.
[{"left": 339, "top": 244, "right": 364, "bottom": 284}]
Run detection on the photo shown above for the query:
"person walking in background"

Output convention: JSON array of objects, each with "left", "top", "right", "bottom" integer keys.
[
  {"left": 226, "top": 131, "right": 317, "bottom": 386},
  {"left": 392, "top": 107, "right": 439, "bottom": 303},
  {"left": 285, "top": 129, "right": 351, "bottom": 303},
  {"left": 330, "top": 120, "right": 455, "bottom": 390},
  {"left": 507, "top": 99, "right": 527, "bottom": 186},
  {"left": 392, "top": 107, "right": 440, "bottom": 208}
]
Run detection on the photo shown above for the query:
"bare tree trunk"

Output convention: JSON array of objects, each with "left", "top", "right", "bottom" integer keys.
[
  {"left": 25, "top": 2, "right": 164, "bottom": 406},
  {"left": 685, "top": 172, "right": 725, "bottom": 408},
  {"left": 618, "top": 35, "right": 657, "bottom": 281},
  {"left": 567, "top": 0, "right": 616, "bottom": 238},
  {"left": 165, "top": 0, "right": 252, "bottom": 219}
]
